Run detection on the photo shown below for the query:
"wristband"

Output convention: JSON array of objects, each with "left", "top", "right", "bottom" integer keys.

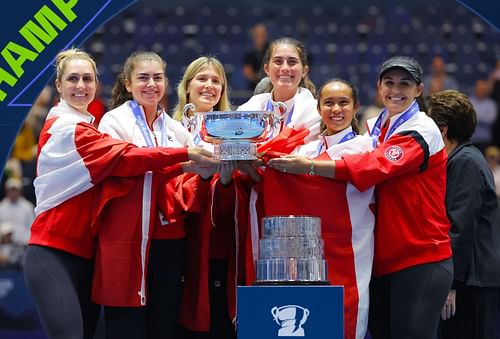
[{"left": 309, "top": 160, "right": 315, "bottom": 175}]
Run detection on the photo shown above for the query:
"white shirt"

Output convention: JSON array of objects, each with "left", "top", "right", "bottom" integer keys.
[{"left": 0, "top": 197, "right": 35, "bottom": 245}]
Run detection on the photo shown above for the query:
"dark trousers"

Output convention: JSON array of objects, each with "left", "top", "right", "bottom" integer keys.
[
  {"left": 368, "top": 258, "right": 453, "bottom": 339},
  {"left": 439, "top": 286, "right": 500, "bottom": 339},
  {"left": 24, "top": 245, "right": 100, "bottom": 339},
  {"left": 105, "top": 238, "right": 186, "bottom": 339},
  {"left": 178, "top": 259, "right": 236, "bottom": 339}
]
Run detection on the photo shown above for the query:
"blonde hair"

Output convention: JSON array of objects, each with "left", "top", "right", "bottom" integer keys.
[
  {"left": 173, "top": 56, "right": 230, "bottom": 121},
  {"left": 55, "top": 48, "right": 98, "bottom": 82},
  {"left": 110, "top": 51, "right": 166, "bottom": 109}
]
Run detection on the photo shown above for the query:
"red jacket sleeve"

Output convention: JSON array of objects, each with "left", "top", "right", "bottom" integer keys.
[
  {"left": 74, "top": 122, "right": 188, "bottom": 182},
  {"left": 335, "top": 132, "right": 428, "bottom": 192}
]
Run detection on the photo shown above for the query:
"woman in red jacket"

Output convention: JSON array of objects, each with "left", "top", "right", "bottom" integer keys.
[
  {"left": 268, "top": 56, "right": 452, "bottom": 339},
  {"left": 23, "top": 48, "right": 215, "bottom": 339}
]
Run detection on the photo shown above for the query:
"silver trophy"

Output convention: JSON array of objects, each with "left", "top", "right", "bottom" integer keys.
[
  {"left": 255, "top": 216, "right": 329, "bottom": 285},
  {"left": 183, "top": 103, "right": 286, "bottom": 160}
]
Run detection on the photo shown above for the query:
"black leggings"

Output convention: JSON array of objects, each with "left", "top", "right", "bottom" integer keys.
[
  {"left": 368, "top": 258, "right": 453, "bottom": 339},
  {"left": 178, "top": 259, "right": 236, "bottom": 339},
  {"left": 104, "top": 238, "right": 186, "bottom": 339},
  {"left": 23, "top": 245, "right": 100, "bottom": 339}
]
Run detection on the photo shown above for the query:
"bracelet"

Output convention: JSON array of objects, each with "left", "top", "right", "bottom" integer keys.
[{"left": 309, "top": 160, "right": 315, "bottom": 175}]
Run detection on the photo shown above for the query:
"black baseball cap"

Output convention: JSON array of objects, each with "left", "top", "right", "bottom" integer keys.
[{"left": 379, "top": 56, "right": 423, "bottom": 84}]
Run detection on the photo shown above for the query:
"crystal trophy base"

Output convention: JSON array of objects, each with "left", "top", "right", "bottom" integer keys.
[
  {"left": 254, "top": 216, "right": 330, "bottom": 285},
  {"left": 255, "top": 258, "right": 328, "bottom": 283},
  {"left": 214, "top": 141, "right": 257, "bottom": 160}
]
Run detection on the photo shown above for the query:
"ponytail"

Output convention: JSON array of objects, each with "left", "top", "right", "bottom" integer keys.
[{"left": 110, "top": 72, "right": 133, "bottom": 109}]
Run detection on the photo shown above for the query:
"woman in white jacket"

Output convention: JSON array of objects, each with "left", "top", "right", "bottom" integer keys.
[
  {"left": 238, "top": 37, "right": 319, "bottom": 145},
  {"left": 95, "top": 51, "right": 209, "bottom": 339}
]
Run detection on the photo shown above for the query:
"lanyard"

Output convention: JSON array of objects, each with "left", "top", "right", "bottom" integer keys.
[
  {"left": 314, "top": 130, "right": 356, "bottom": 157},
  {"left": 369, "top": 100, "right": 419, "bottom": 147},
  {"left": 129, "top": 100, "right": 168, "bottom": 147}
]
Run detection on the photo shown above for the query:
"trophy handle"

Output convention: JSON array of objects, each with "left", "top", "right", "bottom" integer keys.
[
  {"left": 272, "top": 101, "right": 287, "bottom": 130},
  {"left": 182, "top": 103, "right": 197, "bottom": 131}
]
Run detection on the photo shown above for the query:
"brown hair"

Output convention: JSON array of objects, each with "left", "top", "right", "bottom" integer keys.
[
  {"left": 110, "top": 51, "right": 166, "bottom": 109},
  {"left": 426, "top": 90, "right": 476, "bottom": 143},
  {"left": 262, "top": 37, "right": 316, "bottom": 96}
]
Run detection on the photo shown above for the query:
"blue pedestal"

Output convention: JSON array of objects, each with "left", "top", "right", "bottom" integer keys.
[{"left": 237, "top": 285, "right": 343, "bottom": 338}]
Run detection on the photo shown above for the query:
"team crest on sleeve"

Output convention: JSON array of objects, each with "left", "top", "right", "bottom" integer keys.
[{"left": 384, "top": 145, "right": 404, "bottom": 161}]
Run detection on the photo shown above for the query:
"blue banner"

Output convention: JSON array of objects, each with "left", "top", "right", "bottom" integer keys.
[
  {"left": 0, "top": 0, "right": 136, "bottom": 176},
  {"left": 237, "top": 285, "right": 344, "bottom": 339}
]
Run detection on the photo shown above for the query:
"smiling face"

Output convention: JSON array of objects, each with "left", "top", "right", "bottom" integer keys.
[
  {"left": 55, "top": 59, "right": 96, "bottom": 113},
  {"left": 378, "top": 68, "right": 423, "bottom": 117},
  {"left": 318, "top": 81, "right": 358, "bottom": 135},
  {"left": 187, "top": 65, "right": 223, "bottom": 113},
  {"left": 125, "top": 59, "right": 166, "bottom": 115},
  {"left": 264, "top": 43, "right": 308, "bottom": 102}
]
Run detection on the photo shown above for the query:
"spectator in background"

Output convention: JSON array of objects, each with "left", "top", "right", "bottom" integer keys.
[
  {"left": 12, "top": 123, "right": 36, "bottom": 164},
  {"left": 0, "top": 222, "right": 25, "bottom": 268},
  {"left": 3, "top": 154, "right": 22, "bottom": 181},
  {"left": 26, "top": 86, "right": 53, "bottom": 141},
  {"left": 0, "top": 154, "right": 22, "bottom": 203},
  {"left": 0, "top": 178, "right": 34, "bottom": 246},
  {"left": 427, "top": 90, "right": 500, "bottom": 339},
  {"left": 10, "top": 121, "right": 37, "bottom": 204},
  {"left": 484, "top": 145, "right": 500, "bottom": 198},
  {"left": 242, "top": 23, "right": 270, "bottom": 90},
  {"left": 489, "top": 60, "right": 500, "bottom": 148},
  {"left": 423, "top": 55, "right": 459, "bottom": 95},
  {"left": 470, "top": 79, "right": 498, "bottom": 152}
]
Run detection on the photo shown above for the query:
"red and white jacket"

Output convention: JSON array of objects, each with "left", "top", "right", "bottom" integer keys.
[
  {"left": 262, "top": 128, "right": 375, "bottom": 339},
  {"left": 335, "top": 109, "right": 452, "bottom": 276},
  {"left": 91, "top": 101, "right": 194, "bottom": 306},
  {"left": 179, "top": 88, "right": 321, "bottom": 331},
  {"left": 30, "top": 100, "right": 188, "bottom": 260},
  {"left": 238, "top": 87, "right": 320, "bottom": 148}
]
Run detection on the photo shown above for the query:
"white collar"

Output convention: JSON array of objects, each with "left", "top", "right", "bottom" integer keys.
[
  {"left": 320, "top": 126, "right": 354, "bottom": 147},
  {"left": 55, "top": 99, "right": 95, "bottom": 124}
]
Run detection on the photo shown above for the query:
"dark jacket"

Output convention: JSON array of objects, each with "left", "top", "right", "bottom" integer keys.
[{"left": 447, "top": 141, "right": 500, "bottom": 288}]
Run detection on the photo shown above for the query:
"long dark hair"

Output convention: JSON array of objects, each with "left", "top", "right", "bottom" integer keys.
[{"left": 262, "top": 37, "right": 316, "bottom": 96}]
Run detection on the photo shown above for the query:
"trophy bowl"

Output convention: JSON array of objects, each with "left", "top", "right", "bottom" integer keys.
[
  {"left": 196, "top": 111, "right": 278, "bottom": 160},
  {"left": 187, "top": 110, "right": 281, "bottom": 160}
]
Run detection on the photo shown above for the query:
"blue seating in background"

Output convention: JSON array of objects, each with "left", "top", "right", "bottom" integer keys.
[{"left": 83, "top": 0, "right": 499, "bottom": 109}]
